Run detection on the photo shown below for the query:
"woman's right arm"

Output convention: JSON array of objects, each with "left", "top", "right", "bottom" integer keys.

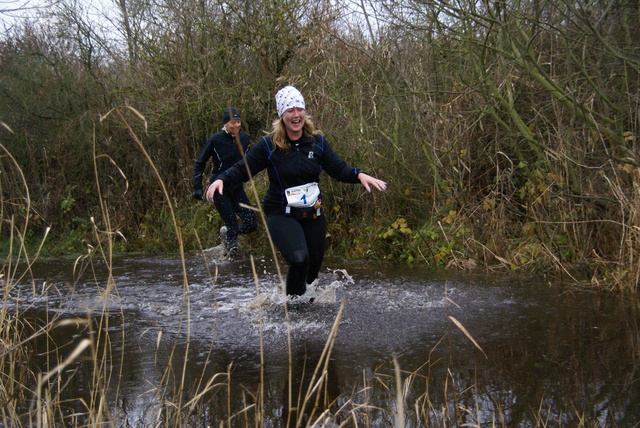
[{"left": 206, "top": 179, "right": 224, "bottom": 201}]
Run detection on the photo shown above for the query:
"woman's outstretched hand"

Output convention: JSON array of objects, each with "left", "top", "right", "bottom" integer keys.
[
  {"left": 206, "top": 179, "right": 224, "bottom": 201},
  {"left": 358, "top": 173, "right": 387, "bottom": 193}
]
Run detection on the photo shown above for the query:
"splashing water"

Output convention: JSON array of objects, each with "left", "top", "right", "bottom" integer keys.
[{"left": 8, "top": 255, "right": 640, "bottom": 427}]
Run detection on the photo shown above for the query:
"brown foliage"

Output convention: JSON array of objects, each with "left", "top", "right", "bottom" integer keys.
[{"left": 1, "top": 0, "right": 639, "bottom": 291}]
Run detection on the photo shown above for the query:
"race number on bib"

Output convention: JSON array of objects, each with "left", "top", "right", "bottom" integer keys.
[{"left": 285, "top": 182, "right": 320, "bottom": 208}]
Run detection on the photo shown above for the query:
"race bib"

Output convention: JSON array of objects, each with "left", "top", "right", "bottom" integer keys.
[{"left": 285, "top": 182, "right": 320, "bottom": 208}]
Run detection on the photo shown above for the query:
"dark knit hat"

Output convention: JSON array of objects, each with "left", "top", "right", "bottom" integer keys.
[{"left": 222, "top": 107, "right": 241, "bottom": 124}]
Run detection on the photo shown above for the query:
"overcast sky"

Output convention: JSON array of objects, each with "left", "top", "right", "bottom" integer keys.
[
  {"left": 1, "top": 0, "right": 48, "bottom": 25},
  {"left": 1, "top": 0, "right": 124, "bottom": 41},
  {"left": 1, "top": 0, "right": 380, "bottom": 42}
]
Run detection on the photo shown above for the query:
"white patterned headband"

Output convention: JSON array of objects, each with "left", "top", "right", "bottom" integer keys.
[{"left": 275, "top": 86, "right": 305, "bottom": 117}]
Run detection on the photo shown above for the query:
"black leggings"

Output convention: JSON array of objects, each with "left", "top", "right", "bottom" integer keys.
[
  {"left": 267, "top": 212, "right": 326, "bottom": 296},
  {"left": 213, "top": 186, "right": 257, "bottom": 245}
]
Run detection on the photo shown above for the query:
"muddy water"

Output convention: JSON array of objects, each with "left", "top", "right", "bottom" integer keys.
[{"left": 9, "top": 254, "right": 640, "bottom": 426}]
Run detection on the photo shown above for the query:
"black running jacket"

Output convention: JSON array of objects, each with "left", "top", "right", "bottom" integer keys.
[
  {"left": 217, "top": 134, "right": 363, "bottom": 214},
  {"left": 193, "top": 130, "right": 251, "bottom": 194}
]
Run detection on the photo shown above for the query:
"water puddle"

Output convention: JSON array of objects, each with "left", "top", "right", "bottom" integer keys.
[{"left": 5, "top": 254, "right": 640, "bottom": 426}]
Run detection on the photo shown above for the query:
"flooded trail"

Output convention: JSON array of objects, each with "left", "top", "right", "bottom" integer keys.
[{"left": 8, "top": 254, "right": 640, "bottom": 427}]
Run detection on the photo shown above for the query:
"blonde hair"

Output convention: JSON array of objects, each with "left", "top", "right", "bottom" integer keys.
[{"left": 268, "top": 115, "right": 323, "bottom": 152}]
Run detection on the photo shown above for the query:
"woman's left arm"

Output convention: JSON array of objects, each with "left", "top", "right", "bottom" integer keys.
[
  {"left": 358, "top": 172, "right": 387, "bottom": 192},
  {"left": 321, "top": 138, "right": 387, "bottom": 191}
]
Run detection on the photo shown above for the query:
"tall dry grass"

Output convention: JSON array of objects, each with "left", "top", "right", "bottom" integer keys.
[
  {"left": 3, "top": 115, "right": 637, "bottom": 426},
  {"left": 1, "top": 3, "right": 639, "bottom": 424}
]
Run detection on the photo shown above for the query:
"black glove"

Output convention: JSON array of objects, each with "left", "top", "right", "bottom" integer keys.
[{"left": 192, "top": 189, "right": 203, "bottom": 200}]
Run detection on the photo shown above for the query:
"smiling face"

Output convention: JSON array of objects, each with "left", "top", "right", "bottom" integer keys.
[
  {"left": 282, "top": 107, "right": 305, "bottom": 140},
  {"left": 225, "top": 119, "right": 241, "bottom": 135}
]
